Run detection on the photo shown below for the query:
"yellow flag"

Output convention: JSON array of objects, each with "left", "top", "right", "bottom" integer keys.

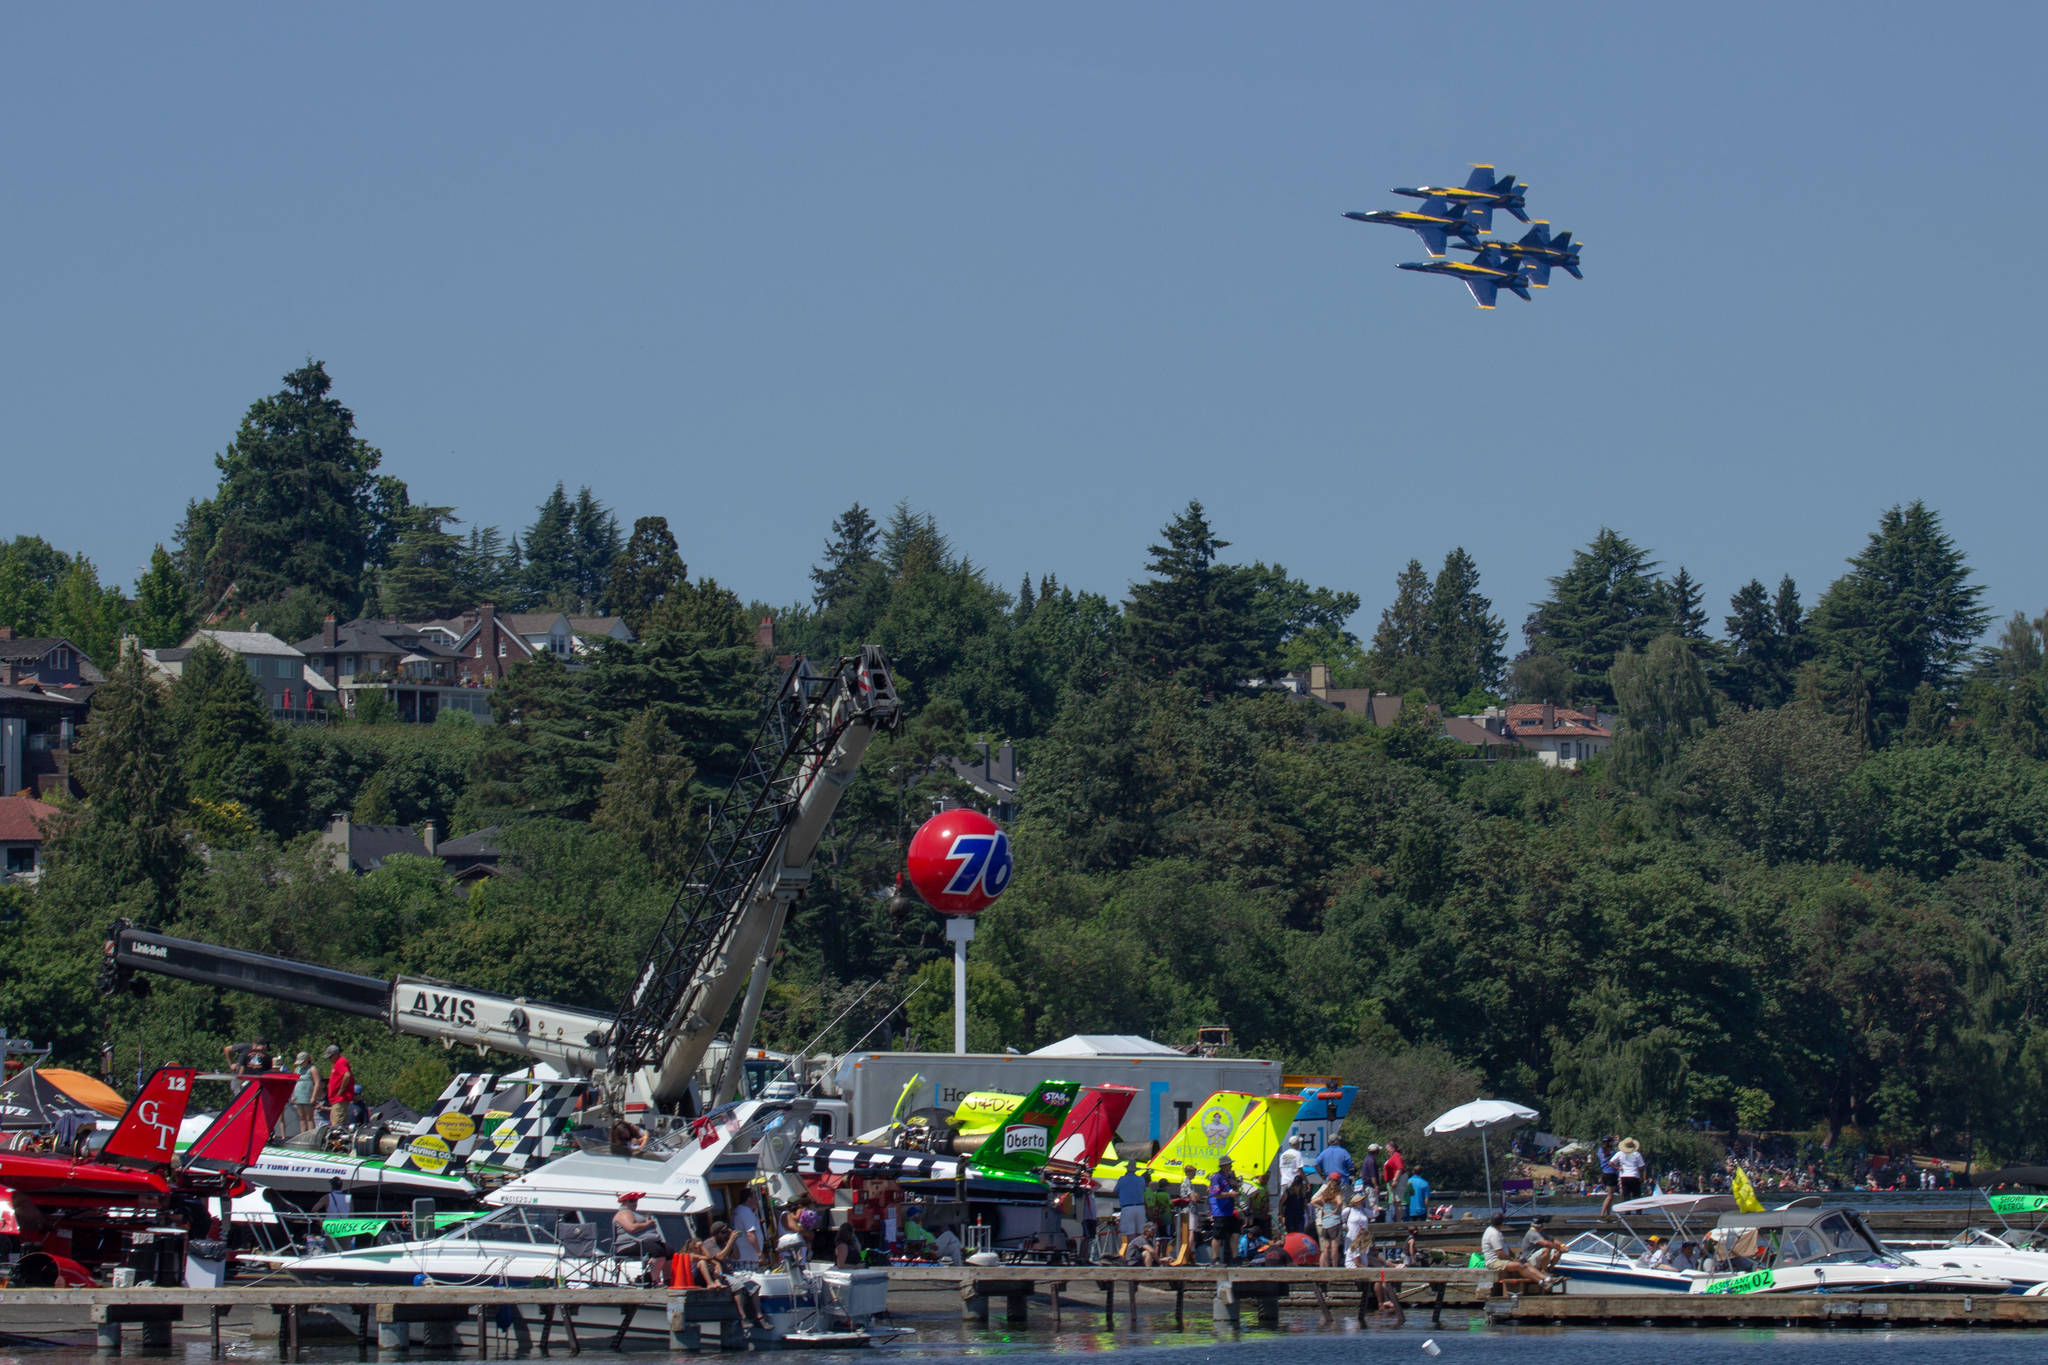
[{"left": 1731, "top": 1165, "right": 1765, "bottom": 1214}]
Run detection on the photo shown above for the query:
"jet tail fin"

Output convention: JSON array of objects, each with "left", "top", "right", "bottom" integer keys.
[
  {"left": 1519, "top": 222, "right": 1551, "bottom": 247},
  {"left": 386, "top": 1072, "right": 499, "bottom": 1174},
  {"left": 1464, "top": 164, "right": 1499, "bottom": 191},
  {"left": 1143, "top": 1092, "right": 1261, "bottom": 1187},
  {"left": 183, "top": 1074, "right": 296, "bottom": 1174},
  {"left": 1564, "top": 261, "right": 1584, "bottom": 280},
  {"left": 101, "top": 1066, "right": 199, "bottom": 1169},
  {"left": 1505, "top": 273, "right": 1533, "bottom": 302},
  {"left": 971, "top": 1079, "right": 1081, "bottom": 1178},
  {"left": 1046, "top": 1084, "right": 1137, "bottom": 1177}
]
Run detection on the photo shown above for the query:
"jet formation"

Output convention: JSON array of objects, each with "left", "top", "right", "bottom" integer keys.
[{"left": 1345, "top": 164, "right": 1584, "bottom": 309}]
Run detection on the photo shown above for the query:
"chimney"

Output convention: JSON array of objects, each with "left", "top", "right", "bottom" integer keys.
[
  {"left": 0, "top": 661, "right": 13, "bottom": 686},
  {"left": 480, "top": 604, "right": 497, "bottom": 676},
  {"left": 322, "top": 615, "right": 338, "bottom": 648},
  {"left": 423, "top": 819, "right": 439, "bottom": 855},
  {"left": 756, "top": 616, "right": 774, "bottom": 652},
  {"left": 1308, "top": 662, "right": 1330, "bottom": 696},
  {"left": 0, "top": 626, "right": 11, "bottom": 640},
  {"left": 1542, "top": 700, "right": 1555, "bottom": 729}
]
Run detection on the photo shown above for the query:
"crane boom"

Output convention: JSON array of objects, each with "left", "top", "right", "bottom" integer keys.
[
  {"left": 101, "top": 646, "right": 901, "bottom": 1118},
  {"left": 610, "top": 646, "right": 900, "bottom": 1108}
]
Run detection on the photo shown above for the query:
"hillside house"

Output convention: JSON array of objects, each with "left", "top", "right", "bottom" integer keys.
[
  {"left": 146, "top": 630, "right": 333, "bottom": 722},
  {"left": 0, "top": 793, "right": 59, "bottom": 879},
  {"left": 1500, "top": 702, "right": 1611, "bottom": 767},
  {"left": 295, "top": 617, "right": 485, "bottom": 723}
]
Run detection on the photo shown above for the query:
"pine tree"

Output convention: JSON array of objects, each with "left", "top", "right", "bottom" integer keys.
[
  {"left": 167, "top": 639, "right": 292, "bottom": 835},
  {"left": 378, "top": 507, "right": 464, "bottom": 621},
  {"left": 1424, "top": 547, "right": 1507, "bottom": 702},
  {"left": 455, "top": 525, "right": 517, "bottom": 609},
  {"left": 467, "top": 652, "right": 611, "bottom": 820},
  {"left": 881, "top": 501, "right": 951, "bottom": 580},
  {"left": 131, "top": 546, "right": 194, "bottom": 650},
  {"left": 185, "top": 361, "right": 387, "bottom": 617},
  {"left": 810, "top": 504, "right": 880, "bottom": 608},
  {"left": 521, "top": 484, "right": 576, "bottom": 608},
  {"left": 1525, "top": 528, "right": 1666, "bottom": 710},
  {"left": 1016, "top": 574, "right": 1037, "bottom": 617},
  {"left": 569, "top": 487, "right": 620, "bottom": 608},
  {"left": 1720, "top": 579, "right": 1778, "bottom": 709},
  {"left": 1123, "top": 501, "right": 1270, "bottom": 696},
  {"left": 593, "top": 710, "right": 699, "bottom": 881},
  {"left": 1667, "top": 566, "right": 1710, "bottom": 640},
  {"left": 47, "top": 646, "right": 186, "bottom": 910},
  {"left": 1808, "top": 501, "right": 1990, "bottom": 743},
  {"left": 1367, "top": 559, "right": 1433, "bottom": 695},
  {"left": 607, "top": 516, "right": 687, "bottom": 632}
]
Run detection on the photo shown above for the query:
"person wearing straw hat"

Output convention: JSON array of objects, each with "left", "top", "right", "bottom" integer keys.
[{"left": 1616, "top": 1137, "right": 1647, "bottom": 1201}]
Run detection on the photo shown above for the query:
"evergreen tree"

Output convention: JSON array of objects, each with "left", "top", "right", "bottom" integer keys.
[
  {"left": 607, "top": 516, "right": 687, "bottom": 632},
  {"left": 520, "top": 484, "right": 576, "bottom": 607},
  {"left": 455, "top": 525, "right": 517, "bottom": 609},
  {"left": 1721, "top": 578, "right": 1778, "bottom": 709},
  {"left": 167, "top": 639, "right": 292, "bottom": 835},
  {"left": 881, "top": 501, "right": 951, "bottom": 580},
  {"left": 131, "top": 546, "right": 194, "bottom": 650},
  {"left": 568, "top": 486, "right": 620, "bottom": 608},
  {"left": 1424, "top": 547, "right": 1507, "bottom": 702},
  {"left": 1667, "top": 566, "right": 1710, "bottom": 640},
  {"left": 1016, "top": 574, "right": 1036, "bottom": 617},
  {"left": 593, "top": 710, "right": 699, "bottom": 882},
  {"left": 181, "top": 361, "right": 389, "bottom": 617},
  {"left": 1525, "top": 528, "right": 1666, "bottom": 709},
  {"left": 47, "top": 646, "right": 186, "bottom": 910},
  {"left": 1367, "top": 559, "right": 1433, "bottom": 695},
  {"left": 1808, "top": 501, "right": 1990, "bottom": 743},
  {"left": 1123, "top": 501, "right": 1270, "bottom": 696},
  {"left": 378, "top": 507, "right": 464, "bottom": 621},
  {"left": 466, "top": 653, "right": 611, "bottom": 821},
  {"left": 811, "top": 504, "right": 881, "bottom": 608}
]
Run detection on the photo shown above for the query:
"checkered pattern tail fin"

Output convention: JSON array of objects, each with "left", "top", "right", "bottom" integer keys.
[
  {"left": 384, "top": 1073, "right": 496, "bottom": 1172},
  {"left": 469, "top": 1080, "right": 587, "bottom": 1172}
]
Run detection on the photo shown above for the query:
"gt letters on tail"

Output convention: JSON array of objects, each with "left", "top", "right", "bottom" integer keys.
[{"left": 100, "top": 1067, "right": 199, "bottom": 1169}]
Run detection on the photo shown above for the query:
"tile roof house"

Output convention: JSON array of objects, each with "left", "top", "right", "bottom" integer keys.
[
  {"left": 0, "top": 792, "right": 59, "bottom": 880},
  {"left": 1499, "top": 702, "right": 1611, "bottom": 768},
  {"left": 0, "top": 630, "right": 98, "bottom": 799}
]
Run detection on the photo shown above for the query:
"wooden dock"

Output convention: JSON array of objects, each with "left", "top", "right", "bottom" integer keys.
[{"left": 1484, "top": 1290, "right": 2048, "bottom": 1327}]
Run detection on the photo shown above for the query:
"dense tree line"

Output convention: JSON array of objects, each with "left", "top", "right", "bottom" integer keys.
[{"left": 6, "top": 360, "right": 2048, "bottom": 1173}]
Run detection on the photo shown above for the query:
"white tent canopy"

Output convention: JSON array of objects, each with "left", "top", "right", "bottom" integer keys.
[
  {"left": 1028, "top": 1035, "right": 1182, "bottom": 1057},
  {"left": 1423, "top": 1098, "right": 1539, "bottom": 1206}
]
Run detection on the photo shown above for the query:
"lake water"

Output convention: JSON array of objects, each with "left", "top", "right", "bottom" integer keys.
[{"left": 9, "top": 1315, "right": 2048, "bottom": 1365}]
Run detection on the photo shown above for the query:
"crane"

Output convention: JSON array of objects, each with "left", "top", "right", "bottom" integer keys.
[{"left": 103, "top": 646, "right": 902, "bottom": 1121}]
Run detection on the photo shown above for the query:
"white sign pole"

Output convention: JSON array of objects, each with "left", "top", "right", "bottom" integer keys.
[{"left": 945, "top": 916, "right": 976, "bottom": 1055}]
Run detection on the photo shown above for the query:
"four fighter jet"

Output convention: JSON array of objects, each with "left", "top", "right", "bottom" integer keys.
[{"left": 1345, "top": 163, "right": 1584, "bottom": 309}]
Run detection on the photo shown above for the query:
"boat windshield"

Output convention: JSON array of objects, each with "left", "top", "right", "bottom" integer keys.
[
  {"left": 1566, "top": 1230, "right": 1646, "bottom": 1261},
  {"left": 1775, "top": 1212, "right": 1883, "bottom": 1266},
  {"left": 430, "top": 1206, "right": 576, "bottom": 1247},
  {"left": 1950, "top": 1227, "right": 2018, "bottom": 1250}
]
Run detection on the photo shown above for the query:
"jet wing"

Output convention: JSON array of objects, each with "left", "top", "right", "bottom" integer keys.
[{"left": 1464, "top": 278, "right": 1500, "bottom": 308}]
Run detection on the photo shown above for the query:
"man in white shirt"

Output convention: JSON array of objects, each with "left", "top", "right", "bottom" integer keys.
[
  {"left": 1277, "top": 1135, "right": 1305, "bottom": 1191},
  {"left": 933, "top": 1225, "right": 964, "bottom": 1265},
  {"left": 1481, "top": 1213, "right": 1552, "bottom": 1290},
  {"left": 731, "top": 1189, "right": 764, "bottom": 1268}
]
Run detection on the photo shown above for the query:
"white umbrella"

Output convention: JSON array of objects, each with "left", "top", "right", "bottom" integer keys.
[{"left": 1423, "top": 1099, "right": 1539, "bottom": 1207}]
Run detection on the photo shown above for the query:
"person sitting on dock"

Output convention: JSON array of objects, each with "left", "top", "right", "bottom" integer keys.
[
  {"left": 1124, "top": 1222, "right": 1161, "bottom": 1266},
  {"left": 1519, "top": 1215, "right": 1566, "bottom": 1274},
  {"left": 613, "top": 1193, "right": 658, "bottom": 1259},
  {"left": 934, "top": 1223, "right": 965, "bottom": 1266},
  {"left": 682, "top": 1238, "right": 769, "bottom": 1330},
  {"left": 1481, "top": 1213, "right": 1555, "bottom": 1292}
]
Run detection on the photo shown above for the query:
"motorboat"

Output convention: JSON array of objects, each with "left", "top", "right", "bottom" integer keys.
[
  {"left": 284, "top": 1098, "right": 892, "bottom": 1345},
  {"left": 1896, "top": 1226, "right": 2048, "bottom": 1290},
  {"left": 1555, "top": 1196, "right": 2012, "bottom": 1295}
]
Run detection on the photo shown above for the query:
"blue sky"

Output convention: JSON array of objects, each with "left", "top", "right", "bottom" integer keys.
[{"left": 7, "top": 3, "right": 2044, "bottom": 641}]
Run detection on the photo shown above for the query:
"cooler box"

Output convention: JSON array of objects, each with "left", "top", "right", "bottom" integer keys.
[{"left": 815, "top": 1267, "right": 889, "bottom": 1320}]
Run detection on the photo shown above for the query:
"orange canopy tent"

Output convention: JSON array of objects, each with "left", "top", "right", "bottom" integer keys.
[{"left": 36, "top": 1068, "right": 129, "bottom": 1118}]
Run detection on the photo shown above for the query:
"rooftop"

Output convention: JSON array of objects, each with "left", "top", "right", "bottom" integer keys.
[
  {"left": 0, "top": 794, "right": 60, "bottom": 842},
  {"left": 183, "top": 630, "right": 304, "bottom": 658}
]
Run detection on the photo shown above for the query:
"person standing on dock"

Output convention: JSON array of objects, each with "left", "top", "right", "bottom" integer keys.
[
  {"left": 1315, "top": 1136, "right": 1355, "bottom": 1188},
  {"left": 1405, "top": 1168, "right": 1431, "bottom": 1221},
  {"left": 1208, "top": 1157, "right": 1241, "bottom": 1264},
  {"left": 1616, "top": 1137, "right": 1646, "bottom": 1201},
  {"left": 1360, "top": 1142, "right": 1382, "bottom": 1192},
  {"left": 1115, "top": 1160, "right": 1148, "bottom": 1252},
  {"left": 731, "top": 1188, "right": 764, "bottom": 1269},
  {"left": 1381, "top": 1141, "right": 1404, "bottom": 1200},
  {"left": 1278, "top": 1134, "right": 1305, "bottom": 1190},
  {"left": 1595, "top": 1137, "right": 1619, "bottom": 1216},
  {"left": 1312, "top": 1172, "right": 1346, "bottom": 1265}
]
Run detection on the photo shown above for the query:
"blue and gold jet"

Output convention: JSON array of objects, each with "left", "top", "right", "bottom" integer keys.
[
  {"left": 1397, "top": 246, "right": 1533, "bottom": 309},
  {"left": 1458, "top": 220, "right": 1582, "bottom": 287},
  {"left": 1342, "top": 196, "right": 1488, "bottom": 258},
  {"left": 1392, "top": 164, "right": 1530, "bottom": 231}
]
